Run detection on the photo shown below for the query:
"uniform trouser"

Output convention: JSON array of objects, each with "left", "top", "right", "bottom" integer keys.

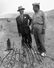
[{"left": 33, "top": 28, "right": 46, "bottom": 54}]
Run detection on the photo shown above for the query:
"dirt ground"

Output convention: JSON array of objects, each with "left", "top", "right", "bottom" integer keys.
[{"left": 0, "top": 17, "right": 54, "bottom": 68}]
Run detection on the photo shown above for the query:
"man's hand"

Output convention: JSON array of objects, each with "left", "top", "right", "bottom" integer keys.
[
  {"left": 29, "top": 25, "right": 32, "bottom": 30},
  {"left": 29, "top": 25, "right": 33, "bottom": 34},
  {"left": 31, "top": 27, "right": 34, "bottom": 34},
  {"left": 42, "top": 29, "right": 45, "bottom": 34}
]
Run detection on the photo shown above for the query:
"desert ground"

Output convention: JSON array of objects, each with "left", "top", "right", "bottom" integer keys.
[{"left": 0, "top": 11, "right": 54, "bottom": 68}]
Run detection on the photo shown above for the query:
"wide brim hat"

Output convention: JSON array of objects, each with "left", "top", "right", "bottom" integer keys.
[
  {"left": 17, "top": 6, "right": 25, "bottom": 11},
  {"left": 32, "top": 3, "right": 40, "bottom": 6}
]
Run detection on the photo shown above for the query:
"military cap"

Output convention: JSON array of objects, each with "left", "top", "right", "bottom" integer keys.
[
  {"left": 32, "top": 3, "right": 40, "bottom": 6},
  {"left": 17, "top": 6, "right": 25, "bottom": 11}
]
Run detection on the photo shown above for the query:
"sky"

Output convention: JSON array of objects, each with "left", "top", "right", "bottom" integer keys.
[{"left": 0, "top": 0, "right": 54, "bottom": 14}]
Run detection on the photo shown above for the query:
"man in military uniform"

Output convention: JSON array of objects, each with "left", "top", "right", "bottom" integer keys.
[
  {"left": 32, "top": 3, "right": 46, "bottom": 57},
  {"left": 16, "top": 6, "right": 32, "bottom": 56}
]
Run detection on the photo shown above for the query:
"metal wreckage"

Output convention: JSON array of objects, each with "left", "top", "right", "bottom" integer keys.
[{"left": 0, "top": 40, "right": 54, "bottom": 68}]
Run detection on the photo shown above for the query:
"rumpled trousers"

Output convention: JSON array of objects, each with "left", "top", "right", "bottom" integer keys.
[{"left": 33, "top": 25, "right": 46, "bottom": 54}]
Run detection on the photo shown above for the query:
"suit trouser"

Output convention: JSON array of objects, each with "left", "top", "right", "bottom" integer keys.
[
  {"left": 33, "top": 27, "right": 46, "bottom": 54},
  {"left": 21, "top": 33, "right": 32, "bottom": 49},
  {"left": 21, "top": 33, "right": 32, "bottom": 57},
  {"left": 20, "top": 25, "right": 32, "bottom": 49}
]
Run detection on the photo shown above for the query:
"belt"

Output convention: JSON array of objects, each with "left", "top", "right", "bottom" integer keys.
[
  {"left": 36, "top": 23, "right": 43, "bottom": 25},
  {"left": 33, "top": 23, "right": 43, "bottom": 25}
]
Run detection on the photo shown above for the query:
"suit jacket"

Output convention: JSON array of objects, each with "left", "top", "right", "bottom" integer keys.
[{"left": 16, "top": 14, "right": 32, "bottom": 35}]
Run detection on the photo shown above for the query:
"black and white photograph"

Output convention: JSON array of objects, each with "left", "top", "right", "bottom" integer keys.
[{"left": 0, "top": 0, "right": 54, "bottom": 68}]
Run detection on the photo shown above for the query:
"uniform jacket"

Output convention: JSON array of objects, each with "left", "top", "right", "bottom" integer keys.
[
  {"left": 16, "top": 14, "right": 32, "bottom": 35},
  {"left": 32, "top": 10, "right": 46, "bottom": 30}
]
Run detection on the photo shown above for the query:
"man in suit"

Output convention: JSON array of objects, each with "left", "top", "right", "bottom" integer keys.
[
  {"left": 32, "top": 3, "right": 46, "bottom": 57},
  {"left": 16, "top": 6, "right": 32, "bottom": 56}
]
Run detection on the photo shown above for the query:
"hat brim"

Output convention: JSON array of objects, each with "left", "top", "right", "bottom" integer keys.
[{"left": 17, "top": 8, "right": 25, "bottom": 11}]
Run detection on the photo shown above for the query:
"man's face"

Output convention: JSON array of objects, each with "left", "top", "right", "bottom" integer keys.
[
  {"left": 19, "top": 10, "right": 24, "bottom": 14},
  {"left": 33, "top": 5, "right": 39, "bottom": 12}
]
